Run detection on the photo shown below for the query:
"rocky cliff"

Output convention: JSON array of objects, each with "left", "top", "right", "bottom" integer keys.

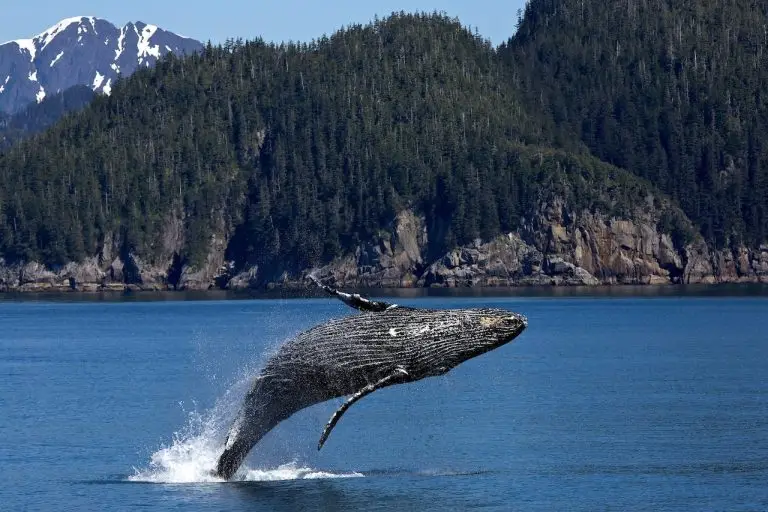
[
  {"left": 2, "top": 200, "right": 766, "bottom": 293},
  {"left": 0, "top": 212, "right": 232, "bottom": 293},
  {"left": 304, "top": 200, "right": 768, "bottom": 289}
]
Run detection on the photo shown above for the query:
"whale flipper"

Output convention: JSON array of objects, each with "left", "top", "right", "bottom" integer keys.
[
  {"left": 318, "top": 367, "right": 410, "bottom": 450},
  {"left": 308, "top": 274, "right": 401, "bottom": 312}
]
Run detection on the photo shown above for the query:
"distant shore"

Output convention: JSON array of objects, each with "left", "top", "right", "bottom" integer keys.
[{"left": 1, "top": 282, "right": 767, "bottom": 302}]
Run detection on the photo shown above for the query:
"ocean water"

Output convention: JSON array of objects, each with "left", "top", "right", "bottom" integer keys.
[{"left": 1, "top": 292, "right": 767, "bottom": 510}]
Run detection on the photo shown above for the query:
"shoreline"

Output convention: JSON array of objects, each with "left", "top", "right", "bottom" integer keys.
[{"left": 1, "top": 282, "right": 767, "bottom": 302}]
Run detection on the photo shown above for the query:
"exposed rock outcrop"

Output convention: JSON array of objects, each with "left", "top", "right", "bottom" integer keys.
[
  {"left": 306, "top": 210, "right": 429, "bottom": 288},
  {"left": 293, "top": 201, "right": 768, "bottom": 289},
  {"left": 0, "top": 212, "right": 237, "bottom": 292},
  {"left": 1, "top": 201, "right": 766, "bottom": 292}
]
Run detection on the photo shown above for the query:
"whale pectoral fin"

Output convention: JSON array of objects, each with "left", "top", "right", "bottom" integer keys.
[
  {"left": 309, "top": 273, "right": 399, "bottom": 312},
  {"left": 318, "top": 367, "right": 410, "bottom": 450}
]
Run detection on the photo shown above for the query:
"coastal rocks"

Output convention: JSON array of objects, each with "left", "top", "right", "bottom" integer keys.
[
  {"left": 226, "top": 264, "right": 259, "bottom": 290},
  {"left": 702, "top": 244, "right": 768, "bottom": 284},
  {"left": 59, "top": 258, "right": 106, "bottom": 291},
  {"left": 418, "top": 234, "right": 600, "bottom": 287},
  {"left": 18, "top": 262, "right": 71, "bottom": 291},
  {"left": 682, "top": 240, "right": 716, "bottom": 284},
  {"left": 177, "top": 232, "right": 230, "bottom": 290},
  {"left": 0, "top": 205, "right": 242, "bottom": 292},
  {"left": 2, "top": 203, "right": 768, "bottom": 292},
  {"left": 310, "top": 210, "right": 428, "bottom": 287},
  {"left": 521, "top": 199, "right": 688, "bottom": 285},
  {"left": 260, "top": 204, "right": 768, "bottom": 289}
]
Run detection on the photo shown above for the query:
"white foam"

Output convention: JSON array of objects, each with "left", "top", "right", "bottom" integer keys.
[
  {"left": 36, "top": 85, "right": 45, "bottom": 103},
  {"left": 242, "top": 462, "right": 363, "bottom": 482},
  {"left": 103, "top": 78, "right": 112, "bottom": 96},
  {"left": 128, "top": 371, "right": 362, "bottom": 484},
  {"left": 28, "top": 70, "right": 37, "bottom": 82}
]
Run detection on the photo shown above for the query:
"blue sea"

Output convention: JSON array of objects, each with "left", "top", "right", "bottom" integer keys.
[{"left": 1, "top": 290, "right": 767, "bottom": 510}]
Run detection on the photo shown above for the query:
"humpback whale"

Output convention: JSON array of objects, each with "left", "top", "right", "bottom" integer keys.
[{"left": 215, "top": 276, "right": 528, "bottom": 479}]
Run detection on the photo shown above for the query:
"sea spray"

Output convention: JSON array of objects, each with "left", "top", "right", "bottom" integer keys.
[
  {"left": 129, "top": 329, "right": 361, "bottom": 483},
  {"left": 128, "top": 387, "right": 362, "bottom": 483}
]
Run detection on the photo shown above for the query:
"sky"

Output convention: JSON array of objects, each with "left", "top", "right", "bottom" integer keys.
[{"left": 0, "top": 0, "right": 527, "bottom": 47}]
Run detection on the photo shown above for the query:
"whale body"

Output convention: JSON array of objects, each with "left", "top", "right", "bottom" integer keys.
[{"left": 215, "top": 278, "right": 527, "bottom": 479}]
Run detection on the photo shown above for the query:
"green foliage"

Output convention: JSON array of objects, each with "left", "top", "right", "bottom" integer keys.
[
  {"left": 502, "top": 0, "right": 768, "bottom": 247},
  {"left": 0, "top": 85, "right": 95, "bottom": 149},
  {"left": 0, "top": 12, "right": 696, "bottom": 273}
]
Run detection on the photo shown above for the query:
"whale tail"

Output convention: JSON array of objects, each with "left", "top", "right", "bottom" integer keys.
[
  {"left": 215, "top": 436, "right": 251, "bottom": 480},
  {"left": 214, "top": 376, "right": 289, "bottom": 480}
]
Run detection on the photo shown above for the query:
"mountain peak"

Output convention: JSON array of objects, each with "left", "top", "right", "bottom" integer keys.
[
  {"left": 0, "top": 16, "right": 202, "bottom": 114},
  {"left": 3, "top": 16, "right": 98, "bottom": 58}
]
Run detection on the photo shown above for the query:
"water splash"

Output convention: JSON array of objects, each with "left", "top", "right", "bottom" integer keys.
[{"left": 128, "top": 374, "right": 362, "bottom": 484}]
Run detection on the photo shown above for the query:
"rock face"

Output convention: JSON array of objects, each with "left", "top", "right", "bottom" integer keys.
[
  {"left": 1, "top": 200, "right": 767, "bottom": 292},
  {"left": 285, "top": 200, "right": 768, "bottom": 289},
  {"left": 0, "top": 16, "right": 202, "bottom": 114},
  {"left": 0, "top": 213, "right": 234, "bottom": 293},
  {"left": 310, "top": 210, "right": 428, "bottom": 288}
]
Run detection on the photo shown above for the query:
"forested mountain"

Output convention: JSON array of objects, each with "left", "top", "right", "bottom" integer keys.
[
  {"left": 0, "top": 85, "right": 94, "bottom": 148},
  {"left": 0, "top": 11, "right": 765, "bottom": 291},
  {"left": 0, "top": 16, "right": 202, "bottom": 114},
  {"left": 501, "top": 0, "right": 768, "bottom": 248}
]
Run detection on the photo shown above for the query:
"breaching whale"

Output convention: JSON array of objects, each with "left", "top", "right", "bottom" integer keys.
[{"left": 215, "top": 276, "right": 528, "bottom": 479}]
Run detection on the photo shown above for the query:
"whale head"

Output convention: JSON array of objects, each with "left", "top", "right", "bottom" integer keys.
[{"left": 414, "top": 308, "right": 528, "bottom": 377}]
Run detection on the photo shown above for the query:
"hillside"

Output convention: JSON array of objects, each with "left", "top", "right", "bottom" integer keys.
[
  {"left": 501, "top": 0, "right": 768, "bottom": 248},
  {"left": 0, "top": 13, "right": 764, "bottom": 291},
  {"left": 0, "top": 85, "right": 95, "bottom": 148}
]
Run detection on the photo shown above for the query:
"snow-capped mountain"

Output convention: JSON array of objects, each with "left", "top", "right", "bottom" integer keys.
[{"left": 0, "top": 16, "right": 202, "bottom": 114}]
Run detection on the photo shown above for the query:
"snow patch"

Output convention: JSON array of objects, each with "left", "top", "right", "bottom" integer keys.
[
  {"left": 36, "top": 85, "right": 45, "bottom": 103},
  {"left": 1, "top": 16, "right": 99, "bottom": 58},
  {"left": 28, "top": 70, "right": 37, "bottom": 81},
  {"left": 103, "top": 78, "right": 112, "bottom": 96},
  {"left": 13, "top": 39, "right": 36, "bottom": 61},
  {"left": 37, "top": 16, "right": 87, "bottom": 51},
  {"left": 92, "top": 71, "right": 105, "bottom": 90},
  {"left": 50, "top": 51, "right": 64, "bottom": 67},
  {"left": 137, "top": 24, "right": 161, "bottom": 60},
  {"left": 115, "top": 26, "right": 127, "bottom": 61}
]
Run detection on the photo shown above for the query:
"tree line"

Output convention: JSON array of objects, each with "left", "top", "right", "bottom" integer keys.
[{"left": 0, "top": 10, "right": 737, "bottom": 276}]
